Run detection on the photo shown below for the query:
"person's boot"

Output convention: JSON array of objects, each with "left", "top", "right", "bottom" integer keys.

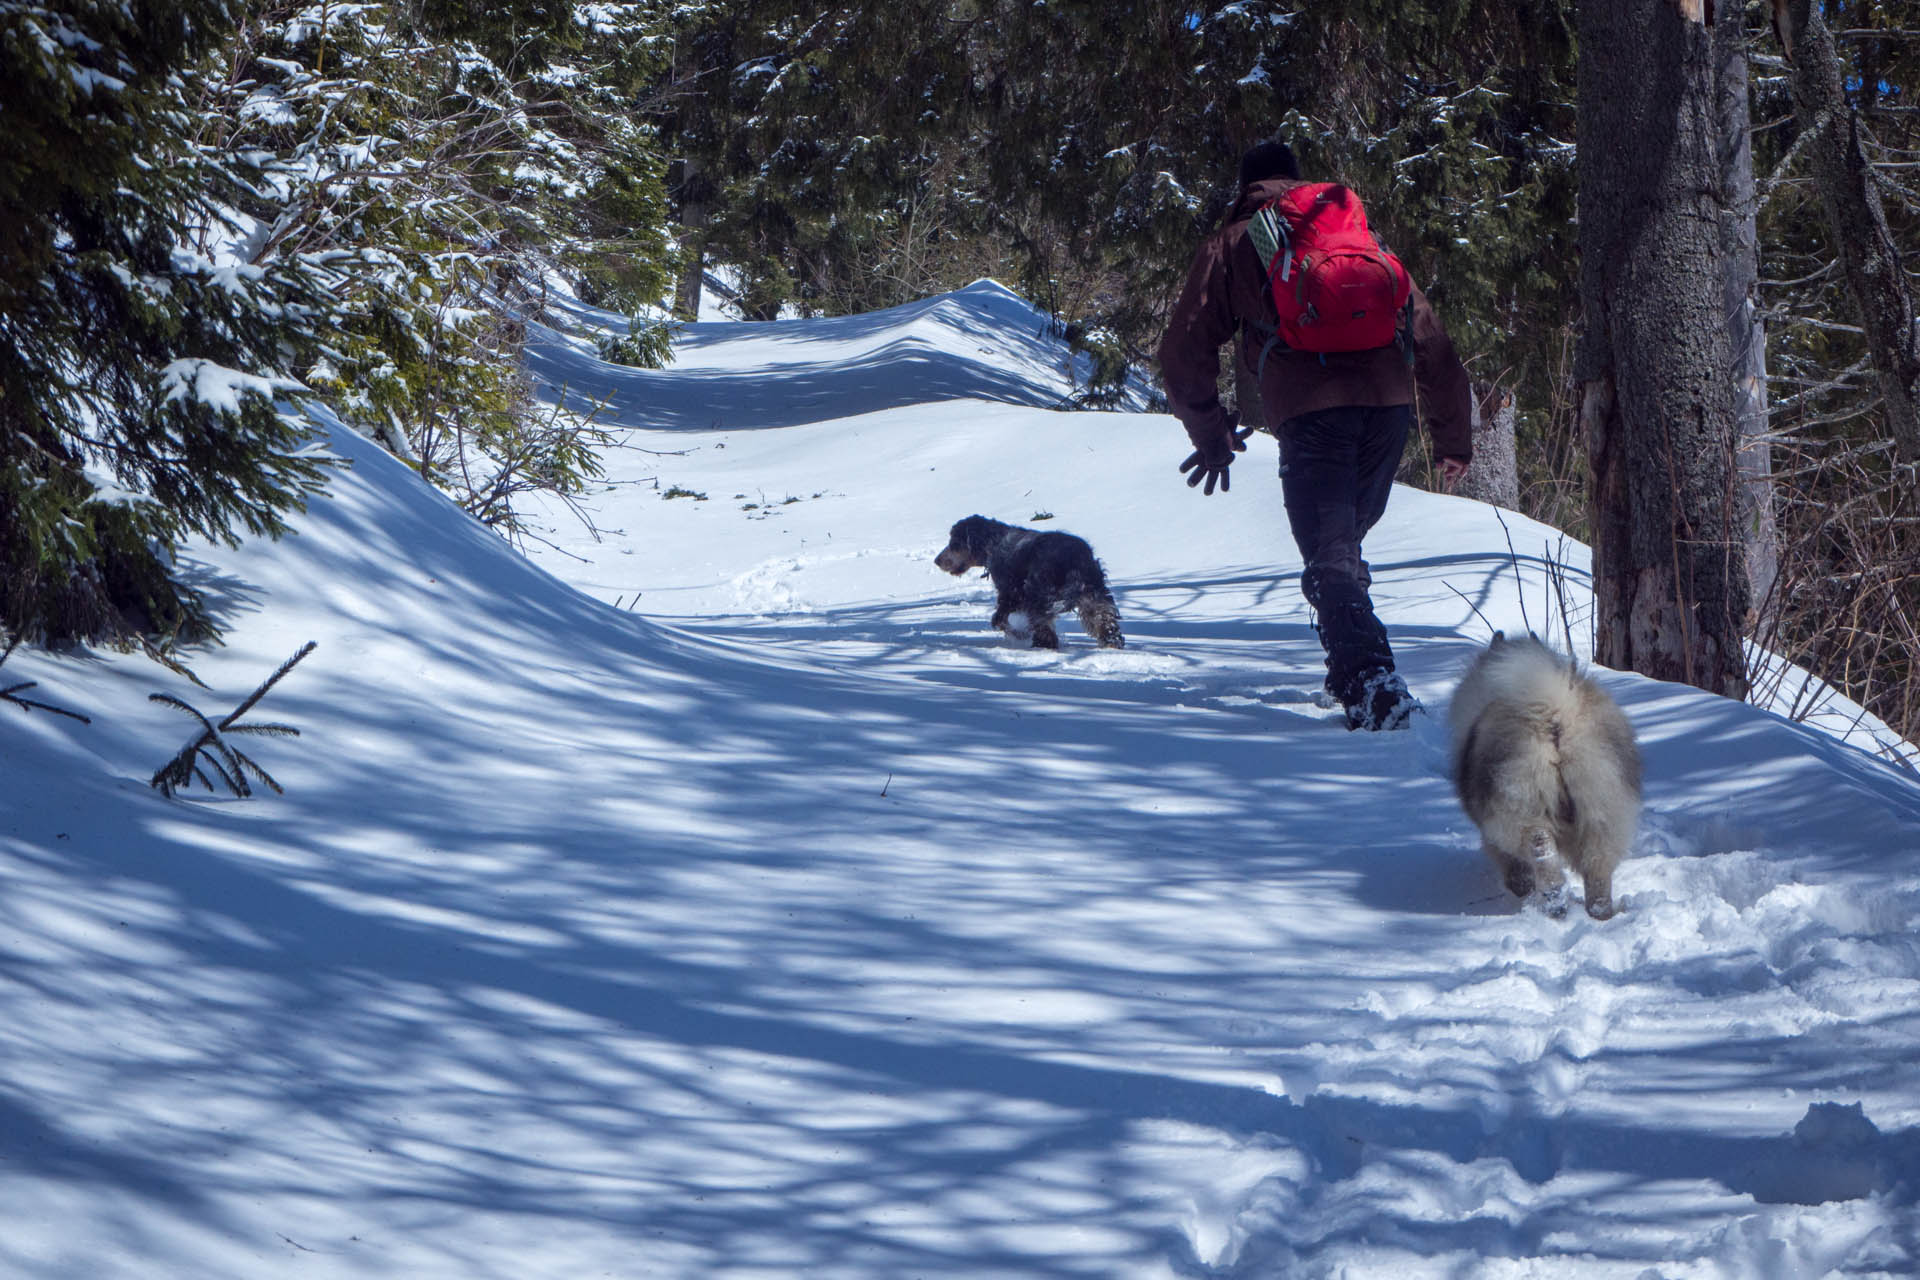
[{"left": 1344, "top": 669, "right": 1419, "bottom": 731}]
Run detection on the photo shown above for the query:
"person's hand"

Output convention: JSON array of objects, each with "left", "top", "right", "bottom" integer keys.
[
  {"left": 1179, "top": 425, "right": 1249, "bottom": 496},
  {"left": 1437, "top": 456, "right": 1469, "bottom": 491}
]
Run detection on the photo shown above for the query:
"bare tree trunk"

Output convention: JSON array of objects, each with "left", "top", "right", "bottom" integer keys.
[
  {"left": 1457, "top": 385, "right": 1519, "bottom": 508},
  {"left": 1717, "top": 0, "right": 1778, "bottom": 619},
  {"left": 673, "top": 240, "right": 704, "bottom": 322},
  {"left": 1772, "top": 0, "right": 1920, "bottom": 459},
  {"left": 1578, "top": 0, "right": 1752, "bottom": 699},
  {"left": 672, "top": 159, "right": 706, "bottom": 323}
]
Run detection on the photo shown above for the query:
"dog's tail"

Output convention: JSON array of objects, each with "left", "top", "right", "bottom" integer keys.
[{"left": 1078, "top": 589, "right": 1124, "bottom": 649}]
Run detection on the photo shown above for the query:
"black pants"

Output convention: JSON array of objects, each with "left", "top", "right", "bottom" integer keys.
[{"left": 1276, "top": 404, "right": 1412, "bottom": 705}]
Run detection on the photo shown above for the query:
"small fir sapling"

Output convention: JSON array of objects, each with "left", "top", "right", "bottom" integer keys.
[{"left": 150, "top": 642, "right": 316, "bottom": 799}]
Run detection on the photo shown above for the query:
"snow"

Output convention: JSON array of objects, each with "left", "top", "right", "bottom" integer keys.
[
  {"left": 237, "top": 87, "right": 298, "bottom": 128},
  {"left": 5, "top": 280, "right": 1920, "bottom": 1277},
  {"left": 156, "top": 358, "right": 300, "bottom": 414}
]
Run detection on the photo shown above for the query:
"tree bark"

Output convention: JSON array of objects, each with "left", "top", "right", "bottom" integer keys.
[
  {"left": 673, "top": 237, "right": 704, "bottom": 323},
  {"left": 1773, "top": 0, "right": 1920, "bottom": 459},
  {"left": 1456, "top": 385, "right": 1519, "bottom": 508},
  {"left": 671, "top": 158, "right": 706, "bottom": 323},
  {"left": 1716, "top": 0, "right": 1778, "bottom": 618},
  {"left": 1577, "top": 0, "right": 1752, "bottom": 699}
]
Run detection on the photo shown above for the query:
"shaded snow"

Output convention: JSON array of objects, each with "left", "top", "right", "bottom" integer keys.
[{"left": 2, "top": 280, "right": 1918, "bottom": 1278}]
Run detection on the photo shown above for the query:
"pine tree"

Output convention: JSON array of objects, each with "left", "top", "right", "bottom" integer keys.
[
  {"left": 0, "top": 0, "right": 334, "bottom": 646},
  {"left": 659, "top": 2, "right": 991, "bottom": 321},
  {"left": 656, "top": 2, "right": 1583, "bottom": 417},
  {"left": 973, "top": 1, "right": 1284, "bottom": 382},
  {"left": 203, "top": 0, "right": 677, "bottom": 536},
  {"left": 1226, "top": 2, "right": 1579, "bottom": 507}
]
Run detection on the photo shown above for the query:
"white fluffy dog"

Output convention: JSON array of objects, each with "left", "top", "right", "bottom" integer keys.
[{"left": 1449, "top": 633, "right": 1643, "bottom": 919}]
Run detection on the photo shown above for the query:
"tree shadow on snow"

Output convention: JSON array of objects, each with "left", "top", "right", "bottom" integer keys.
[{"left": 10, "top": 422, "right": 1920, "bottom": 1276}]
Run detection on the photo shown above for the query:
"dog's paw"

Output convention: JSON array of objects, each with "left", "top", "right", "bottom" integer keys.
[{"left": 1503, "top": 861, "right": 1536, "bottom": 900}]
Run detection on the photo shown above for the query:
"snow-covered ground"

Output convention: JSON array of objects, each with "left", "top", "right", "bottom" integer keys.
[{"left": 5, "top": 281, "right": 1919, "bottom": 1278}]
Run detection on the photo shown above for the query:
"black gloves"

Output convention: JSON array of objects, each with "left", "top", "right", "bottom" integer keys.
[{"left": 1179, "top": 418, "right": 1250, "bottom": 496}]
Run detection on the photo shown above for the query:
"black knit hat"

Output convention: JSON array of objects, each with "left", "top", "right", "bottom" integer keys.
[{"left": 1238, "top": 140, "right": 1300, "bottom": 187}]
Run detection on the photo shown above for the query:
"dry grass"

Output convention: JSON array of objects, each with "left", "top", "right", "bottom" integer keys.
[{"left": 1749, "top": 435, "right": 1920, "bottom": 749}]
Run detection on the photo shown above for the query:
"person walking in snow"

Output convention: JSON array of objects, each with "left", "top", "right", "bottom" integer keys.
[{"left": 1156, "top": 139, "right": 1474, "bottom": 731}]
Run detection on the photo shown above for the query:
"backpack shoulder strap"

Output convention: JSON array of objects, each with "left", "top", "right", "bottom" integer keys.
[{"left": 1253, "top": 326, "right": 1286, "bottom": 384}]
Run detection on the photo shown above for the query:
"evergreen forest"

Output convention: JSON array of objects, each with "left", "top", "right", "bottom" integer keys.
[{"left": 3, "top": 0, "right": 1916, "bottom": 740}]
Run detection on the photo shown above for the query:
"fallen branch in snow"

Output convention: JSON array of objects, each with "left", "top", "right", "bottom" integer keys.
[
  {"left": 149, "top": 642, "right": 316, "bottom": 799},
  {"left": 0, "top": 637, "right": 91, "bottom": 723}
]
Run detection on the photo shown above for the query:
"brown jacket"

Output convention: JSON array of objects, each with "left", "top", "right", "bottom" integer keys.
[{"left": 1156, "top": 177, "right": 1473, "bottom": 463}]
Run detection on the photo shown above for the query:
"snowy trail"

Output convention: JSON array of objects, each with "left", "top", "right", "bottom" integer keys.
[{"left": 2, "top": 281, "right": 1918, "bottom": 1277}]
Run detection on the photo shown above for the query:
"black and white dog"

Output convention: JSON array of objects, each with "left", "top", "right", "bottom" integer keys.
[{"left": 934, "top": 515, "right": 1124, "bottom": 649}]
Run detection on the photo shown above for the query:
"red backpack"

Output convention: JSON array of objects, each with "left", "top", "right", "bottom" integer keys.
[{"left": 1247, "top": 182, "right": 1412, "bottom": 355}]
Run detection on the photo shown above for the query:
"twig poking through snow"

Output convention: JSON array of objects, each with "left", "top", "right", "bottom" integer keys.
[
  {"left": 1445, "top": 582, "right": 1498, "bottom": 640},
  {"left": 0, "top": 637, "right": 91, "bottom": 723}
]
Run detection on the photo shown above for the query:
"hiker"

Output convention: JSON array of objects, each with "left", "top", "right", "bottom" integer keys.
[{"left": 1156, "top": 140, "right": 1473, "bottom": 731}]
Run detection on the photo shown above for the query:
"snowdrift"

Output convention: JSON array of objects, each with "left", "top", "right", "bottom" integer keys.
[{"left": 3, "top": 280, "right": 1918, "bottom": 1277}]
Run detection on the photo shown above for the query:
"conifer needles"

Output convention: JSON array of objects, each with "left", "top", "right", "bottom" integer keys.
[{"left": 150, "top": 642, "right": 316, "bottom": 799}]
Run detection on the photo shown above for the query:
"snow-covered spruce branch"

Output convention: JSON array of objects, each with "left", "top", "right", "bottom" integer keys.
[
  {"left": 149, "top": 642, "right": 315, "bottom": 799},
  {"left": 193, "top": 3, "right": 678, "bottom": 543}
]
